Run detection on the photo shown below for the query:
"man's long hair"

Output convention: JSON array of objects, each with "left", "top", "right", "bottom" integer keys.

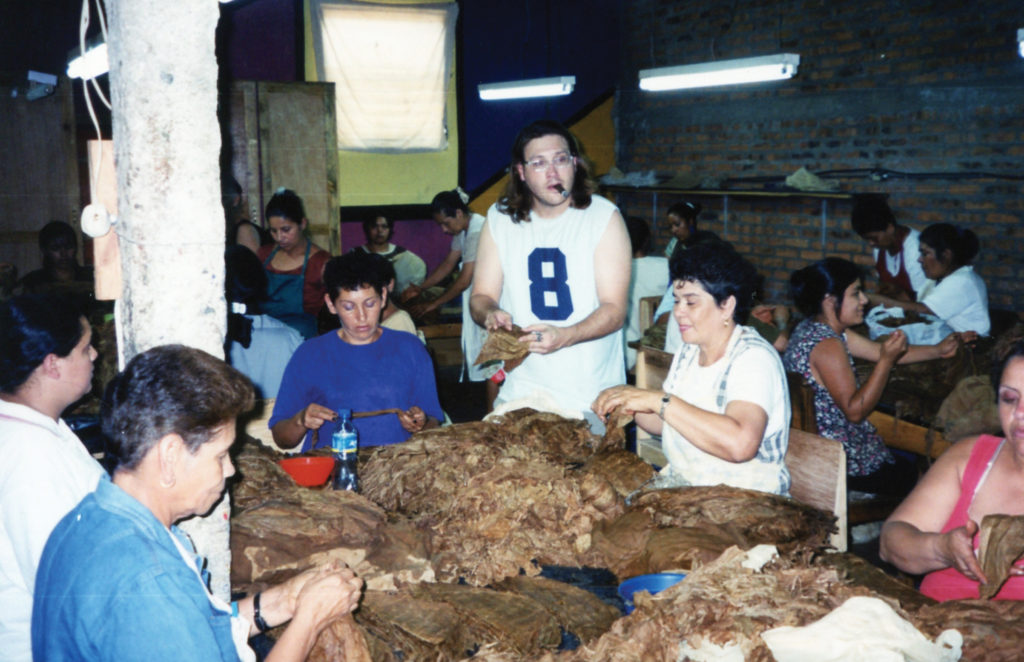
[{"left": 497, "top": 120, "right": 597, "bottom": 223}]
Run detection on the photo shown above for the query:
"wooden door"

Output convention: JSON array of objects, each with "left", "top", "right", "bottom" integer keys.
[
  {"left": 0, "top": 82, "right": 81, "bottom": 283},
  {"left": 224, "top": 81, "right": 339, "bottom": 254}
]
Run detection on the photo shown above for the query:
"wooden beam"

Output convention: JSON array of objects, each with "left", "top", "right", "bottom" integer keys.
[{"left": 868, "top": 411, "right": 950, "bottom": 459}]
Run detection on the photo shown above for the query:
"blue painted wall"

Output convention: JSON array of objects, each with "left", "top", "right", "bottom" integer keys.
[{"left": 458, "top": 0, "right": 621, "bottom": 193}]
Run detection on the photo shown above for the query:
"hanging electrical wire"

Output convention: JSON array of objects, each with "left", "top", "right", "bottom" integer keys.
[
  {"left": 88, "top": 0, "right": 111, "bottom": 110},
  {"left": 76, "top": 0, "right": 111, "bottom": 215}
]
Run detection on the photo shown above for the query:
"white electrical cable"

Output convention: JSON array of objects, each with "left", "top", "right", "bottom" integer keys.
[
  {"left": 88, "top": 0, "right": 112, "bottom": 110},
  {"left": 79, "top": 0, "right": 102, "bottom": 207},
  {"left": 76, "top": 0, "right": 115, "bottom": 238}
]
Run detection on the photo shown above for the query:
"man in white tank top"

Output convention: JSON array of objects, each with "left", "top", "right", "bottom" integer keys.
[{"left": 471, "top": 120, "right": 631, "bottom": 420}]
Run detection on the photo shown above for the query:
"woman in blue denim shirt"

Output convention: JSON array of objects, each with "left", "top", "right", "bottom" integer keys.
[{"left": 32, "top": 345, "right": 363, "bottom": 662}]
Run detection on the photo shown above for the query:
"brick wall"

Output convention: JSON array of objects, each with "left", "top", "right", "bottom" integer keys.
[{"left": 613, "top": 0, "right": 1024, "bottom": 310}]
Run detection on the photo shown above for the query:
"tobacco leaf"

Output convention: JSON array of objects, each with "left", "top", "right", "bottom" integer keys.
[
  {"left": 475, "top": 325, "right": 529, "bottom": 372},
  {"left": 978, "top": 513, "right": 1024, "bottom": 599}
]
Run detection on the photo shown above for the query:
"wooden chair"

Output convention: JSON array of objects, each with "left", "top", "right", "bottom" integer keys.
[
  {"left": 786, "top": 371, "right": 818, "bottom": 434},
  {"left": 637, "top": 295, "right": 663, "bottom": 337},
  {"left": 785, "top": 371, "right": 902, "bottom": 528},
  {"left": 419, "top": 323, "right": 463, "bottom": 368},
  {"left": 634, "top": 346, "right": 673, "bottom": 465},
  {"left": 785, "top": 429, "right": 848, "bottom": 551}
]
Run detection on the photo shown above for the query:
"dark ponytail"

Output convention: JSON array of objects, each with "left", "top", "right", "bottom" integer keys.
[
  {"left": 790, "top": 257, "right": 863, "bottom": 318},
  {"left": 430, "top": 188, "right": 470, "bottom": 217}
]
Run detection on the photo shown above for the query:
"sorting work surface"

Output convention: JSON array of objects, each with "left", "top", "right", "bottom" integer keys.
[
  {"left": 358, "top": 410, "right": 652, "bottom": 586},
  {"left": 539, "top": 546, "right": 1024, "bottom": 662},
  {"left": 493, "top": 575, "right": 621, "bottom": 644},
  {"left": 411, "top": 582, "right": 562, "bottom": 656},
  {"left": 234, "top": 410, "right": 1024, "bottom": 661},
  {"left": 581, "top": 485, "right": 836, "bottom": 579}
]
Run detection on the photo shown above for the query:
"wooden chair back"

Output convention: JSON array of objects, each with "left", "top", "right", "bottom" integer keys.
[
  {"left": 638, "top": 295, "right": 663, "bottom": 336},
  {"left": 786, "top": 428, "right": 848, "bottom": 551},
  {"left": 786, "top": 371, "right": 818, "bottom": 433}
]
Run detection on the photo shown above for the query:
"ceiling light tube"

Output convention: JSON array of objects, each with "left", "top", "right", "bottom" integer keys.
[
  {"left": 478, "top": 76, "right": 576, "bottom": 101},
  {"left": 1018, "top": 28, "right": 1023, "bottom": 58},
  {"left": 67, "top": 42, "right": 109, "bottom": 80},
  {"left": 639, "top": 53, "right": 800, "bottom": 92}
]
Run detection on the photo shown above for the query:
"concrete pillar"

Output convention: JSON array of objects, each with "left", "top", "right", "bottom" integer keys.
[{"left": 107, "top": 0, "right": 231, "bottom": 600}]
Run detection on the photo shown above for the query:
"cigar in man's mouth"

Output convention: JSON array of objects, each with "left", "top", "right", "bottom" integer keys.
[{"left": 553, "top": 184, "right": 569, "bottom": 199}]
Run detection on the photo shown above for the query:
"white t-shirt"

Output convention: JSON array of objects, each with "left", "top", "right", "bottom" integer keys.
[
  {"left": 660, "top": 326, "right": 791, "bottom": 495},
  {"left": 382, "top": 308, "right": 426, "bottom": 344},
  {"left": 0, "top": 400, "right": 105, "bottom": 662},
  {"left": 918, "top": 265, "right": 990, "bottom": 335},
  {"left": 359, "top": 244, "right": 427, "bottom": 295},
  {"left": 625, "top": 256, "right": 669, "bottom": 370},
  {"left": 458, "top": 213, "right": 488, "bottom": 381},
  {"left": 486, "top": 196, "right": 626, "bottom": 415},
  {"left": 228, "top": 313, "right": 303, "bottom": 400}
]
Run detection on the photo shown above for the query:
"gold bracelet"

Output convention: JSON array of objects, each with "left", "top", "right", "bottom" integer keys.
[{"left": 658, "top": 392, "right": 671, "bottom": 419}]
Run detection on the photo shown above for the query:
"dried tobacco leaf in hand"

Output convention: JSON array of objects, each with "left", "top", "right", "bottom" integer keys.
[
  {"left": 475, "top": 325, "right": 529, "bottom": 372},
  {"left": 978, "top": 513, "right": 1024, "bottom": 599},
  {"left": 596, "top": 406, "right": 634, "bottom": 453}
]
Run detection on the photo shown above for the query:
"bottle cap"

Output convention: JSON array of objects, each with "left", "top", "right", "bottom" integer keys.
[{"left": 338, "top": 408, "right": 352, "bottom": 419}]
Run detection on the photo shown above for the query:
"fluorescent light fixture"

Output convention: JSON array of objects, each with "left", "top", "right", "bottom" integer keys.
[
  {"left": 1018, "top": 28, "right": 1023, "bottom": 58},
  {"left": 478, "top": 76, "right": 575, "bottom": 101},
  {"left": 67, "top": 42, "right": 109, "bottom": 80},
  {"left": 639, "top": 53, "right": 800, "bottom": 92}
]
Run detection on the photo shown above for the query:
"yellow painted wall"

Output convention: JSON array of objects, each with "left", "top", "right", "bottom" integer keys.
[
  {"left": 304, "top": 1, "right": 459, "bottom": 206},
  {"left": 468, "top": 96, "right": 616, "bottom": 216}
]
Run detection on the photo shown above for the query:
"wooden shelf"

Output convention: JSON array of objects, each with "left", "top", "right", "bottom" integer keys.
[{"left": 603, "top": 185, "right": 853, "bottom": 200}]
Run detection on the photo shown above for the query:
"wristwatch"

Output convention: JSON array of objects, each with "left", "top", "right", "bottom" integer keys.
[{"left": 658, "top": 392, "right": 671, "bottom": 419}]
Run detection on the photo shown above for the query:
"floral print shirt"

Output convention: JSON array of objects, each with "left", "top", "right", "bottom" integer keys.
[{"left": 783, "top": 320, "right": 892, "bottom": 477}]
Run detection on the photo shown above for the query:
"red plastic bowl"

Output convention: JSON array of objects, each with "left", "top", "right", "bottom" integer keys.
[{"left": 278, "top": 456, "right": 334, "bottom": 487}]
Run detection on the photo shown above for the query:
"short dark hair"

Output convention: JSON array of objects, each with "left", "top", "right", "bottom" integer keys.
[
  {"left": 789, "top": 257, "right": 864, "bottom": 318},
  {"left": 0, "top": 294, "right": 86, "bottom": 393},
  {"left": 624, "top": 216, "right": 651, "bottom": 255},
  {"left": 365, "top": 252, "right": 396, "bottom": 288},
  {"left": 992, "top": 336, "right": 1024, "bottom": 401},
  {"left": 264, "top": 188, "right": 306, "bottom": 225},
  {"left": 669, "top": 241, "right": 758, "bottom": 324},
  {"left": 38, "top": 221, "right": 78, "bottom": 251},
  {"left": 430, "top": 190, "right": 470, "bottom": 218},
  {"left": 919, "top": 223, "right": 979, "bottom": 269},
  {"left": 667, "top": 201, "right": 701, "bottom": 224},
  {"left": 361, "top": 215, "right": 393, "bottom": 242},
  {"left": 324, "top": 252, "right": 388, "bottom": 300},
  {"left": 497, "top": 120, "right": 596, "bottom": 223},
  {"left": 102, "top": 345, "right": 254, "bottom": 471},
  {"left": 850, "top": 193, "right": 896, "bottom": 235}
]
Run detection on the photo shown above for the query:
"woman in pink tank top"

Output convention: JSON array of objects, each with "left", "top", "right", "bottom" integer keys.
[{"left": 879, "top": 337, "right": 1024, "bottom": 600}]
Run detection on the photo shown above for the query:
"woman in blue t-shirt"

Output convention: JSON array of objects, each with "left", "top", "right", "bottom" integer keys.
[{"left": 269, "top": 251, "right": 444, "bottom": 452}]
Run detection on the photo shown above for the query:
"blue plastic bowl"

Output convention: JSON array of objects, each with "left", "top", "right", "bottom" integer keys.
[{"left": 617, "top": 572, "right": 687, "bottom": 614}]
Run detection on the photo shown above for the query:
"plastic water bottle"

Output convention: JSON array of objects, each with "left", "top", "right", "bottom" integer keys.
[{"left": 331, "top": 409, "right": 358, "bottom": 491}]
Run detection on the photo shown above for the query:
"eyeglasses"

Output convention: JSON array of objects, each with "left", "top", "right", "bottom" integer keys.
[{"left": 524, "top": 153, "right": 575, "bottom": 172}]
